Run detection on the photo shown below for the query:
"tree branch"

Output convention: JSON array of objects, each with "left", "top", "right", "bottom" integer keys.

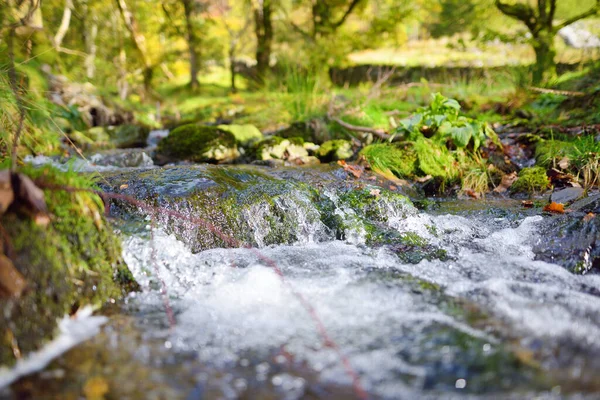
[
  {"left": 495, "top": 0, "right": 538, "bottom": 33},
  {"left": 332, "top": 0, "right": 363, "bottom": 29},
  {"left": 553, "top": 0, "right": 600, "bottom": 31}
]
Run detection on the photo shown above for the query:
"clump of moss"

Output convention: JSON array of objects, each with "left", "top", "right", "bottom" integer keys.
[
  {"left": 217, "top": 124, "right": 264, "bottom": 147},
  {"left": 157, "top": 124, "right": 239, "bottom": 163},
  {"left": 316, "top": 139, "right": 353, "bottom": 162},
  {"left": 511, "top": 166, "right": 550, "bottom": 193},
  {"left": 360, "top": 143, "right": 416, "bottom": 178},
  {"left": 0, "top": 166, "right": 137, "bottom": 366},
  {"left": 414, "top": 138, "right": 460, "bottom": 181}
]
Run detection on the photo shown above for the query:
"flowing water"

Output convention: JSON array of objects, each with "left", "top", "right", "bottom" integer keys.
[{"left": 6, "top": 150, "right": 600, "bottom": 399}]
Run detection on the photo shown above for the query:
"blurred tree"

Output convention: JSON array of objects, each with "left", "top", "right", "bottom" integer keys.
[
  {"left": 251, "top": 0, "right": 273, "bottom": 83},
  {"left": 495, "top": 0, "right": 600, "bottom": 83}
]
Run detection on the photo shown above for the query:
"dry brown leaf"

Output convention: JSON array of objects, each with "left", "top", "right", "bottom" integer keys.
[
  {"left": 463, "top": 189, "right": 481, "bottom": 199},
  {"left": 493, "top": 172, "right": 518, "bottom": 193},
  {"left": 558, "top": 156, "right": 570, "bottom": 170},
  {"left": 0, "top": 170, "right": 14, "bottom": 215},
  {"left": 0, "top": 254, "right": 27, "bottom": 298},
  {"left": 16, "top": 173, "right": 47, "bottom": 214},
  {"left": 543, "top": 202, "right": 565, "bottom": 214},
  {"left": 337, "top": 160, "right": 363, "bottom": 179},
  {"left": 583, "top": 212, "right": 596, "bottom": 223},
  {"left": 521, "top": 200, "right": 534, "bottom": 208},
  {"left": 415, "top": 175, "right": 433, "bottom": 183}
]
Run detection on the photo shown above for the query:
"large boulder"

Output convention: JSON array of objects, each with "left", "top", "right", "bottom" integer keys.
[
  {"left": 156, "top": 124, "right": 240, "bottom": 163},
  {"left": 0, "top": 166, "right": 137, "bottom": 366}
]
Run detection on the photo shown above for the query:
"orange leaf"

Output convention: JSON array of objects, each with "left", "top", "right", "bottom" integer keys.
[
  {"left": 583, "top": 212, "right": 596, "bottom": 223},
  {"left": 337, "top": 160, "right": 363, "bottom": 179},
  {"left": 543, "top": 202, "right": 564, "bottom": 214}
]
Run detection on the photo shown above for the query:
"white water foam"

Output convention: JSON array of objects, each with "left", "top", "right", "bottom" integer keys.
[{"left": 118, "top": 210, "right": 600, "bottom": 398}]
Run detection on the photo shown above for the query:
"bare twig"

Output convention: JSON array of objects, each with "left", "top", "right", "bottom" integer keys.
[
  {"left": 527, "top": 86, "right": 586, "bottom": 97},
  {"left": 330, "top": 116, "right": 391, "bottom": 140}
]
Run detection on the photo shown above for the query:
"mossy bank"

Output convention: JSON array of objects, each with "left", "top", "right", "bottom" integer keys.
[{"left": 0, "top": 166, "right": 137, "bottom": 366}]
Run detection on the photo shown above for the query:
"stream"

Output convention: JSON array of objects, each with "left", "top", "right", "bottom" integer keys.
[{"left": 5, "top": 144, "right": 600, "bottom": 399}]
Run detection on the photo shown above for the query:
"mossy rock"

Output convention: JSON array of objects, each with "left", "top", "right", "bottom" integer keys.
[
  {"left": 277, "top": 119, "right": 331, "bottom": 144},
  {"left": 217, "top": 124, "right": 263, "bottom": 147},
  {"left": 0, "top": 166, "right": 137, "bottom": 366},
  {"left": 511, "top": 166, "right": 551, "bottom": 194},
  {"left": 157, "top": 124, "right": 240, "bottom": 163},
  {"left": 316, "top": 140, "right": 353, "bottom": 162},
  {"left": 255, "top": 136, "right": 309, "bottom": 161},
  {"left": 106, "top": 124, "right": 150, "bottom": 148}
]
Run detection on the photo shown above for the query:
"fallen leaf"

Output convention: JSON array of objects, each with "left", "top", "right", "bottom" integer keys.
[
  {"left": 389, "top": 185, "right": 397, "bottom": 191},
  {"left": 369, "top": 188, "right": 381, "bottom": 197},
  {"left": 0, "top": 254, "right": 27, "bottom": 298},
  {"left": 547, "top": 168, "right": 577, "bottom": 187},
  {"left": 583, "top": 212, "right": 596, "bottom": 223},
  {"left": 119, "top": 184, "right": 129, "bottom": 190},
  {"left": 0, "top": 170, "right": 14, "bottom": 215},
  {"left": 543, "top": 202, "right": 565, "bottom": 214},
  {"left": 493, "top": 172, "right": 518, "bottom": 193},
  {"left": 463, "top": 189, "right": 481, "bottom": 199},
  {"left": 558, "top": 156, "right": 570, "bottom": 170},
  {"left": 337, "top": 160, "right": 363, "bottom": 179},
  {"left": 415, "top": 175, "right": 433, "bottom": 183},
  {"left": 84, "top": 376, "right": 109, "bottom": 400},
  {"left": 521, "top": 200, "right": 534, "bottom": 208}
]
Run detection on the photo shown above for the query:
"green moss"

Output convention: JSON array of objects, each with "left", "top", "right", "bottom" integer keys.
[
  {"left": 360, "top": 143, "right": 416, "bottom": 178},
  {"left": 511, "top": 167, "right": 550, "bottom": 194},
  {"left": 414, "top": 137, "right": 460, "bottom": 181},
  {"left": 157, "top": 124, "right": 239, "bottom": 163},
  {"left": 217, "top": 124, "right": 264, "bottom": 147},
  {"left": 316, "top": 140, "right": 353, "bottom": 162},
  {"left": 0, "top": 166, "right": 137, "bottom": 366}
]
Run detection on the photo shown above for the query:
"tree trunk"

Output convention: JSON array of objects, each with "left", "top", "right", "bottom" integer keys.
[
  {"left": 182, "top": 0, "right": 199, "bottom": 89},
  {"left": 115, "top": 0, "right": 154, "bottom": 95},
  {"left": 532, "top": 33, "right": 557, "bottom": 84},
  {"left": 83, "top": 2, "right": 98, "bottom": 79},
  {"left": 53, "top": 0, "right": 73, "bottom": 49},
  {"left": 229, "top": 45, "right": 237, "bottom": 93},
  {"left": 254, "top": 0, "right": 273, "bottom": 83}
]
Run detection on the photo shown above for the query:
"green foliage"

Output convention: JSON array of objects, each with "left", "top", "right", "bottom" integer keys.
[
  {"left": 395, "top": 93, "right": 500, "bottom": 151},
  {"left": 511, "top": 166, "right": 550, "bottom": 193}
]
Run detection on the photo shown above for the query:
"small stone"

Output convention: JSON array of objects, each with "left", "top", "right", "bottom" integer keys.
[{"left": 550, "top": 187, "right": 585, "bottom": 205}]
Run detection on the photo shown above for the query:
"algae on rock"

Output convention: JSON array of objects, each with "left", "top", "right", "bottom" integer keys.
[{"left": 0, "top": 166, "right": 137, "bottom": 366}]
